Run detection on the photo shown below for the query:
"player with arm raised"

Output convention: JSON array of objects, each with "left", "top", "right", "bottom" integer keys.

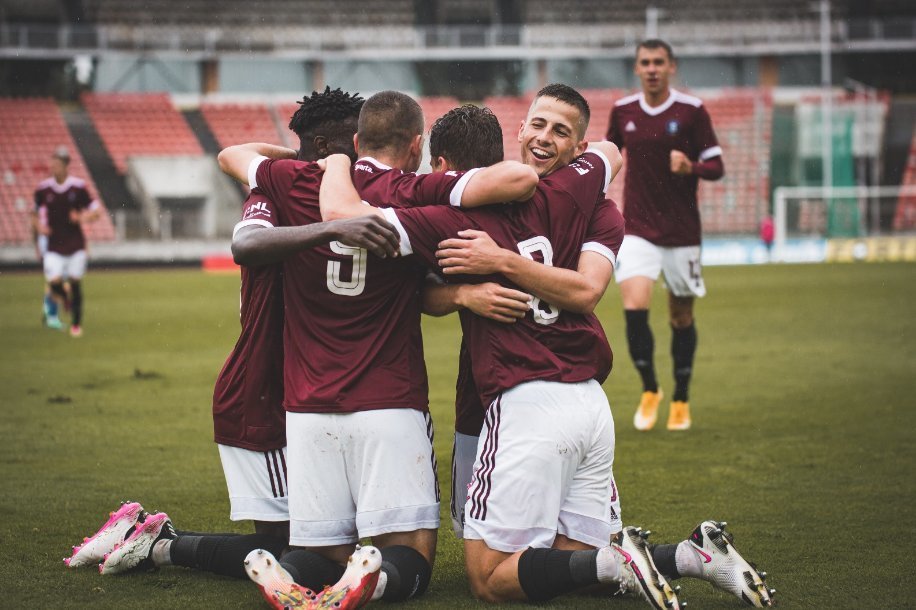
[
  {"left": 320, "top": 84, "right": 679, "bottom": 609},
  {"left": 607, "top": 39, "right": 725, "bottom": 432},
  {"left": 217, "top": 90, "right": 540, "bottom": 610}
]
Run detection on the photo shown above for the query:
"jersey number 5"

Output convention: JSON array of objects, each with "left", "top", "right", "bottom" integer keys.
[
  {"left": 327, "top": 241, "right": 367, "bottom": 296},
  {"left": 517, "top": 236, "right": 560, "bottom": 325}
]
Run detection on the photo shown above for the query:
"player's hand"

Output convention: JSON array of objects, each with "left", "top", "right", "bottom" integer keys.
[
  {"left": 69, "top": 209, "right": 81, "bottom": 224},
  {"left": 436, "top": 230, "right": 506, "bottom": 275},
  {"left": 670, "top": 150, "right": 693, "bottom": 175},
  {"left": 37, "top": 225, "right": 51, "bottom": 236},
  {"left": 333, "top": 215, "right": 400, "bottom": 259},
  {"left": 458, "top": 282, "right": 531, "bottom": 324},
  {"left": 316, "top": 154, "right": 351, "bottom": 173}
]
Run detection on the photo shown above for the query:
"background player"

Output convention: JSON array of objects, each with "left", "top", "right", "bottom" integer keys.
[
  {"left": 607, "top": 39, "right": 725, "bottom": 431},
  {"left": 32, "top": 146, "right": 102, "bottom": 337}
]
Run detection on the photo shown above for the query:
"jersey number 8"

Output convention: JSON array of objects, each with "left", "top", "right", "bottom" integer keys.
[{"left": 517, "top": 236, "right": 559, "bottom": 325}]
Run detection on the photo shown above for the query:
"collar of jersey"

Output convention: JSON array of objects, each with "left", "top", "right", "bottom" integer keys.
[
  {"left": 357, "top": 156, "right": 393, "bottom": 171},
  {"left": 44, "top": 175, "right": 79, "bottom": 193},
  {"left": 639, "top": 89, "right": 680, "bottom": 116}
]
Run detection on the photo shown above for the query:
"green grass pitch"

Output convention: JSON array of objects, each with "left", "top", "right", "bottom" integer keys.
[{"left": 1, "top": 262, "right": 914, "bottom": 608}]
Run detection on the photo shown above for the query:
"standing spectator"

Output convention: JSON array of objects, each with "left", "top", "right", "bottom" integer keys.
[
  {"left": 32, "top": 146, "right": 102, "bottom": 337},
  {"left": 607, "top": 39, "right": 725, "bottom": 431}
]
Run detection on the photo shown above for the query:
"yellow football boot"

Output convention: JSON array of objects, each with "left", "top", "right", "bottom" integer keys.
[
  {"left": 666, "top": 401, "right": 692, "bottom": 430},
  {"left": 633, "top": 389, "right": 663, "bottom": 431}
]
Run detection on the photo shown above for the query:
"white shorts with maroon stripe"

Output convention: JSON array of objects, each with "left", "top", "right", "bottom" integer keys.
[
  {"left": 614, "top": 234, "right": 706, "bottom": 298},
  {"left": 464, "top": 379, "right": 622, "bottom": 553},
  {"left": 217, "top": 444, "right": 289, "bottom": 522},
  {"left": 287, "top": 409, "right": 440, "bottom": 547}
]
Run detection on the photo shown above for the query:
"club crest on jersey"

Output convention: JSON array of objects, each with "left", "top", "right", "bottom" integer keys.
[
  {"left": 666, "top": 120, "right": 680, "bottom": 135},
  {"left": 625, "top": 120, "right": 637, "bottom": 132}
]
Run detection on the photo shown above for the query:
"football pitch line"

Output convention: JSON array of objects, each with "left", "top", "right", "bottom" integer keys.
[{"left": 0, "top": 262, "right": 913, "bottom": 608}]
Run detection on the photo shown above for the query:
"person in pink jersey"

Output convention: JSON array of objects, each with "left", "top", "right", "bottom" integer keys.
[
  {"left": 32, "top": 146, "right": 102, "bottom": 337},
  {"left": 216, "top": 90, "right": 540, "bottom": 606},
  {"left": 319, "top": 85, "right": 687, "bottom": 608},
  {"left": 607, "top": 39, "right": 725, "bottom": 432}
]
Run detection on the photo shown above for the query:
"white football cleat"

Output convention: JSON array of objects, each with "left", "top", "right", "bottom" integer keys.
[
  {"left": 688, "top": 520, "right": 774, "bottom": 607},
  {"left": 614, "top": 526, "right": 681, "bottom": 609},
  {"left": 64, "top": 501, "right": 146, "bottom": 568}
]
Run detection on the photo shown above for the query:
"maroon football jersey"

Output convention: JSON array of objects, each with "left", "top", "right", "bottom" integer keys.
[
  {"left": 34, "top": 176, "right": 95, "bottom": 255},
  {"left": 212, "top": 189, "right": 285, "bottom": 451},
  {"left": 389, "top": 151, "right": 616, "bottom": 408},
  {"left": 452, "top": 195, "right": 625, "bottom": 433},
  {"left": 607, "top": 90, "right": 721, "bottom": 246},
  {"left": 250, "top": 156, "right": 469, "bottom": 414}
]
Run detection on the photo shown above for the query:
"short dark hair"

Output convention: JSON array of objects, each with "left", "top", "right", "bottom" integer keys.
[
  {"left": 637, "top": 39, "right": 675, "bottom": 61},
  {"left": 533, "top": 83, "right": 590, "bottom": 139},
  {"left": 287, "top": 86, "right": 364, "bottom": 161},
  {"left": 357, "top": 90, "right": 425, "bottom": 155},
  {"left": 430, "top": 105, "right": 503, "bottom": 171}
]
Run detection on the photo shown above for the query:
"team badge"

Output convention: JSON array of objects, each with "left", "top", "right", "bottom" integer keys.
[
  {"left": 624, "top": 120, "right": 636, "bottom": 132},
  {"left": 666, "top": 120, "right": 679, "bottom": 135}
]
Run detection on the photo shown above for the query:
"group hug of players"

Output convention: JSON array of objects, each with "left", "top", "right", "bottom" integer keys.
[{"left": 63, "top": 40, "right": 774, "bottom": 609}]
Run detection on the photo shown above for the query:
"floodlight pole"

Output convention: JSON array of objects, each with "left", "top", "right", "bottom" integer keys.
[
  {"left": 819, "top": 0, "right": 833, "bottom": 193},
  {"left": 646, "top": 7, "right": 660, "bottom": 38}
]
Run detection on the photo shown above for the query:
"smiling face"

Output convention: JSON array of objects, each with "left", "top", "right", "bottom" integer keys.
[
  {"left": 517, "top": 96, "right": 587, "bottom": 178},
  {"left": 635, "top": 45, "right": 676, "bottom": 101}
]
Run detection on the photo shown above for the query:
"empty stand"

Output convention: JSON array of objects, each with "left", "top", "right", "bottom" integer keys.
[
  {"left": 0, "top": 97, "right": 115, "bottom": 245},
  {"left": 201, "top": 102, "right": 286, "bottom": 150},
  {"left": 82, "top": 92, "right": 203, "bottom": 174}
]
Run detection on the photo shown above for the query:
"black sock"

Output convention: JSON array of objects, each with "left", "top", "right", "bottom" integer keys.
[
  {"left": 625, "top": 309, "right": 658, "bottom": 392},
  {"left": 671, "top": 323, "right": 697, "bottom": 402},
  {"left": 50, "top": 281, "right": 67, "bottom": 305},
  {"left": 379, "top": 545, "right": 432, "bottom": 601},
  {"left": 517, "top": 547, "right": 599, "bottom": 602},
  {"left": 70, "top": 280, "right": 82, "bottom": 326},
  {"left": 650, "top": 543, "right": 681, "bottom": 580},
  {"left": 175, "top": 529, "right": 241, "bottom": 537},
  {"left": 170, "top": 533, "right": 286, "bottom": 579},
  {"left": 280, "top": 550, "right": 345, "bottom": 592}
]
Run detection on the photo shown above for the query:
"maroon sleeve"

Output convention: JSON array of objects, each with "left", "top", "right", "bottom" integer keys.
[
  {"left": 239, "top": 188, "right": 280, "bottom": 227},
  {"left": 606, "top": 107, "right": 623, "bottom": 148},
  {"left": 583, "top": 198, "right": 626, "bottom": 258},
  {"left": 393, "top": 205, "right": 472, "bottom": 268},
  {"left": 694, "top": 106, "right": 721, "bottom": 160},
  {"left": 537, "top": 151, "right": 608, "bottom": 218},
  {"left": 384, "top": 170, "right": 468, "bottom": 209},
  {"left": 253, "top": 159, "right": 301, "bottom": 211},
  {"left": 76, "top": 184, "right": 93, "bottom": 210}
]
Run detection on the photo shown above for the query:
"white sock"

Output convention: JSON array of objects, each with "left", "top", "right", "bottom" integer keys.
[
  {"left": 370, "top": 570, "right": 388, "bottom": 601},
  {"left": 595, "top": 546, "right": 622, "bottom": 584},
  {"left": 151, "top": 539, "right": 173, "bottom": 567},
  {"left": 675, "top": 540, "right": 703, "bottom": 579}
]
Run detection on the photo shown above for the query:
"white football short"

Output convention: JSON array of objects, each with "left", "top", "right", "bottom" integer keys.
[
  {"left": 217, "top": 444, "right": 289, "bottom": 522},
  {"left": 43, "top": 250, "right": 87, "bottom": 282},
  {"left": 450, "top": 431, "right": 479, "bottom": 538},
  {"left": 287, "top": 409, "right": 440, "bottom": 547},
  {"left": 614, "top": 235, "right": 706, "bottom": 298},
  {"left": 464, "top": 379, "right": 622, "bottom": 553}
]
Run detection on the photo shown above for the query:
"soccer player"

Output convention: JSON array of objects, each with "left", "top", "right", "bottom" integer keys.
[
  {"left": 319, "top": 85, "right": 681, "bottom": 608},
  {"left": 32, "top": 146, "right": 102, "bottom": 337},
  {"left": 607, "top": 39, "right": 725, "bottom": 431},
  {"left": 217, "top": 90, "right": 540, "bottom": 607},
  {"left": 66, "top": 89, "right": 400, "bottom": 585}
]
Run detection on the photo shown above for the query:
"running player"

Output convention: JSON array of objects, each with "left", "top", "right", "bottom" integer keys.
[
  {"left": 32, "top": 146, "right": 102, "bottom": 337},
  {"left": 607, "top": 39, "right": 725, "bottom": 431}
]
